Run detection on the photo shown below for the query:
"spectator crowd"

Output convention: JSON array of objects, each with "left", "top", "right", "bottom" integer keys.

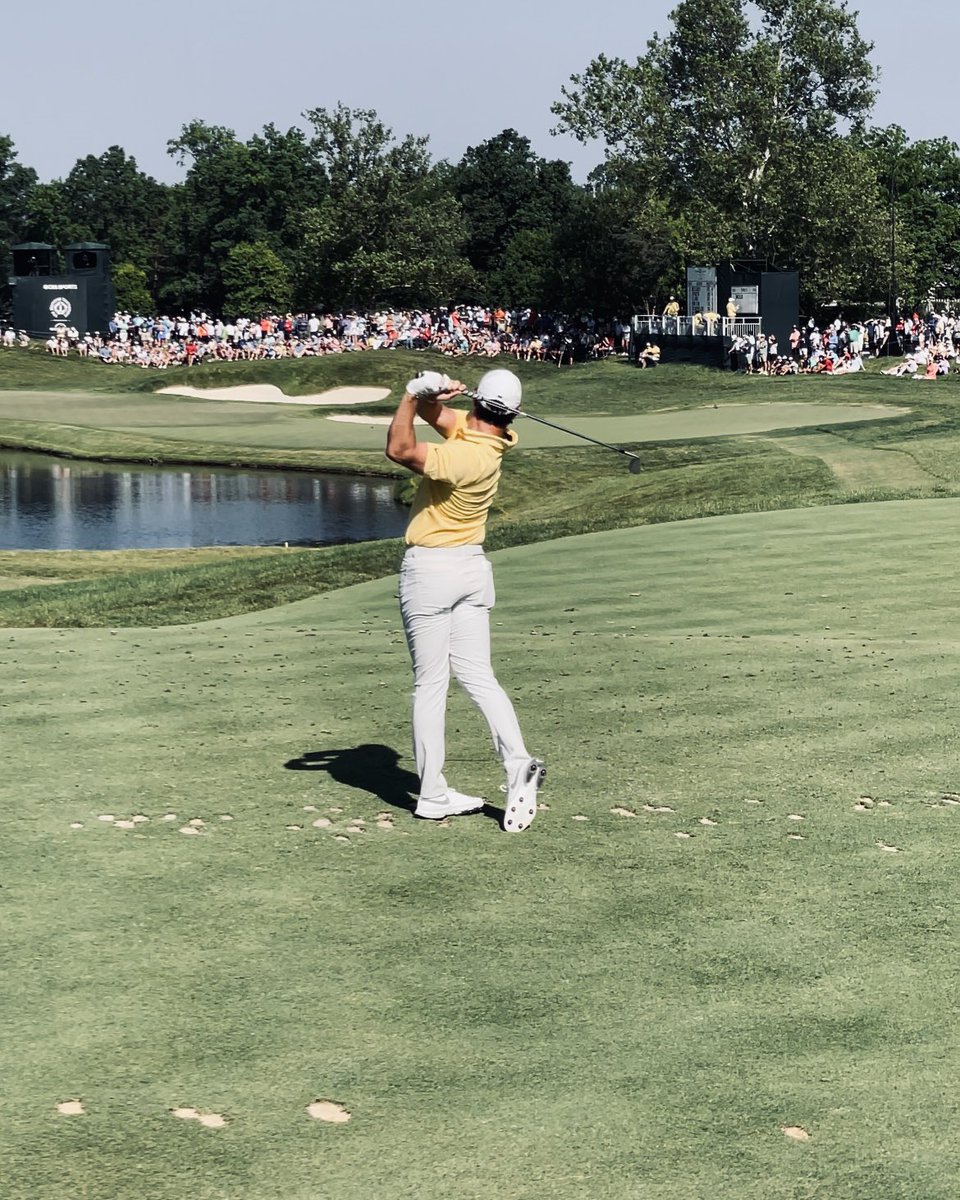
[
  {"left": 726, "top": 311, "right": 960, "bottom": 377},
  {"left": 1, "top": 306, "right": 633, "bottom": 369},
  {"left": 6, "top": 303, "right": 960, "bottom": 381}
]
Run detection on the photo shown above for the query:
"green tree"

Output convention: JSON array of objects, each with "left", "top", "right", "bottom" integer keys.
[
  {"left": 297, "top": 105, "right": 474, "bottom": 309},
  {"left": 859, "top": 126, "right": 960, "bottom": 308},
  {"left": 222, "top": 241, "right": 292, "bottom": 317},
  {"left": 548, "top": 184, "right": 677, "bottom": 317},
  {"left": 0, "top": 135, "right": 38, "bottom": 281},
  {"left": 112, "top": 262, "right": 154, "bottom": 314},
  {"left": 165, "top": 121, "right": 323, "bottom": 312},
  {"left": 19, "top": 180, "right": 81, "bottom": 248},
  {"left": 449, "top": 129, "right": 578, "bottom": 293},
  {"left": 551, "top": 0, "right": 883, "bottom": 309},
  {"left": 61, "top": 146, "right": 171, "bottom": 269}
]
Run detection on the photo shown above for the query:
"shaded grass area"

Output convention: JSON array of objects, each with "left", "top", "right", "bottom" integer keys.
[{"left": 8, "top": 503, "right": 960, "bottom": 1198}]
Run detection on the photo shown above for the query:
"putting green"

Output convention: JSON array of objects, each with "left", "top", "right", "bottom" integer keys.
[
  {"left": 7, "top": 498, "right": 960, "bottom": 1198},
  {"left": 0, "top": 390, "right": 904, "bottom": 451}
]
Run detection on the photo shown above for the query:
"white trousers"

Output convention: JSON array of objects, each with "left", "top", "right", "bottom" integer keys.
[{"left": 399, "top": 545, "right": 529, "bottom": 801}]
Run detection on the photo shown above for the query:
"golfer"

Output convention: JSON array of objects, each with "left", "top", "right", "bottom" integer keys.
[{"left": 386, "top": 368, "right": 545, "bottom": 832}]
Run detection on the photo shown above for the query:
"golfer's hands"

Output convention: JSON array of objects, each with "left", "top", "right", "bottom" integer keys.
[{"left": 405, "top": 371, "right": 465, "bottom": 402}]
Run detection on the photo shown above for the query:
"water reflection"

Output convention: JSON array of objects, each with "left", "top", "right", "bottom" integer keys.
[{"left": 0, "top": 451, "right": 408, "bottom": 550}]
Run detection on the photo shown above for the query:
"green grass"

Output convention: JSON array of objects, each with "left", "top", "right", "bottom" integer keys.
[
  {"left": 8, "top": 356, "right": 960, "bottom": 1196},
  {"left": 8, "top": 502, "right": 960, "bottom": 1198},
  {"left": 0, "top": 349, "right": 950, "bottom": 626}
]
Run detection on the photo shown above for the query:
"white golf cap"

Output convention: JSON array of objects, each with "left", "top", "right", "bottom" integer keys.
[{"left": 474, "top": 368, "right": 522, "bottom": 413}]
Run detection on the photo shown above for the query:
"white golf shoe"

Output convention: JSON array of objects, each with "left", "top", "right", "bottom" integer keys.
[
  {"left": 414, "top": 789, "right": 486, "bottom": 820},
  {"left": 503, "top": 758, "right": 546, "bottom": 833}
]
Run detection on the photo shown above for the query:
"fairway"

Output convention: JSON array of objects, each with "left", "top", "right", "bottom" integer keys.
[
  {"left": 7, "top": 499, "right": 960, "bottom": 1198},
  {"left": 0, "top": 388, "right": 906, "bottom": 451}
]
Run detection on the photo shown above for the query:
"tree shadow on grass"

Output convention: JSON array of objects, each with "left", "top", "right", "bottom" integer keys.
[{"left": 284, "top": 743, "right": 502, "bottom": 824}]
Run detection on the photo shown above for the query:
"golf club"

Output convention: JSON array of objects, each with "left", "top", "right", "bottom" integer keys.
[{"left": 466, "top": 392, "right": 644, "bottom": 473}]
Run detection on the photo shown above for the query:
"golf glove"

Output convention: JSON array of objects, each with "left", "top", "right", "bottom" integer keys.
[{"left": 406, "top": 371, "right": 451, "bottom": 398}]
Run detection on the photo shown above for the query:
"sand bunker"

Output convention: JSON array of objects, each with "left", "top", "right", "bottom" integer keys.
[
  {"left": 328, "top": 413, "right": 398, "bottom": 425},
  {"left": 157, "top": 383, "right": 390, "bottom": 406}
]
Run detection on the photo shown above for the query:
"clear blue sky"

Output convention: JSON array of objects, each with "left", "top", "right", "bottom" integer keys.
[{"left": 0, "top": 0, "right": 943, "bottom": 184}]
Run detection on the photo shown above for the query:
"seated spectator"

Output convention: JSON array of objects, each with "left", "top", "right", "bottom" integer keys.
[
  {"left": 881, "top": 355, "right": 919, "bottom": 377},
  {"left": 638, "top": 342, "right": 661, "bottom": 369}
]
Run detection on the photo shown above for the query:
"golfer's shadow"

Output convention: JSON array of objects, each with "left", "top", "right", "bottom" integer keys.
[
  {"left": 283, "top": 744, "right": 501, "bottom": 823},
  {"left": 284, "top": 745, "right": 418, "bottom": 813}
]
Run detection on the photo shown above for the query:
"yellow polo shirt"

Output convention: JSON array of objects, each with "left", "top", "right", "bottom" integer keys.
[{"left": 405, "top": 410, "right": 518, "bottom": 547}]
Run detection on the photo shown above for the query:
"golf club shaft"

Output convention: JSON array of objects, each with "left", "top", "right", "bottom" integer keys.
[{"left": 467, "top": 392, "right": 642, "bottom": 468}]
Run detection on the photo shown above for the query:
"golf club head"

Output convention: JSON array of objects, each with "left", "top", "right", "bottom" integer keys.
[{"left": 628, "top": 457, "right": 643, "bottom": 474}]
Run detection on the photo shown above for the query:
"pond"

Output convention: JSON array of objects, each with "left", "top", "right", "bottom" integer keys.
[{"left": 0, "top": 451, "right": 409, "bottom": 550}]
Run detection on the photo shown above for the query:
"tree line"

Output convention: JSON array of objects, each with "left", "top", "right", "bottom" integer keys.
[{"left": 1, "top": 0, "right": 957, "bottom": 321}]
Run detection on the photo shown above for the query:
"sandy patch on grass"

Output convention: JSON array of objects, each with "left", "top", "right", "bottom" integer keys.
[
  {"left": 782, "top": 1126, "right": 810, "bottom": 1141},
  {"left": 307, "top": 1100, "right": 351, "bottom": 1124},
  {"left": 171, "top": 1107, "right": 228, "bottom": 1128},
  {"left": 327, "top": 413, "right": 421, "bottom": 425},
  {"left": 56, "top": 1100, "right": 84, "bottom": 1115},
  {"left": 157, "top": 383, "right": 390, "bottom": 406}
]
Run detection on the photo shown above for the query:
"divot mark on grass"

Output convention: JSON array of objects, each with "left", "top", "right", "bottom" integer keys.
[
  {"left": 114, "top": 819, "right": 136, "bottom": 830},
  {"left": 161, "top": 813, "right": 178, "bottom": 822},
  {"left": 329, "top": 807, "right": 344, "bottom": 814},
  {"left": 178, "top": 826, "right": 201, "bottom": 836},
  {"left": 643, "top": 804, "right": 674, "bottom": 814},
  {"left": 941, "top": 793, "right": 960, "bottom": 807},
  {"left": 572, "top": 815, "right": 589, "bottom": 822},
  {"left": 303, "top": 805, "right": 318, "bottom": 813},
  {"left": 675, "top": 831, "right": 694, "bottom": 839},
  {"left": 70, "top": 822, "right": 84, "bottom": 830},
  {"left": 312, "top": 818, "right": 333, "bottom": 829},
  {"left": 56, "top": 1100, "right": 84, "bottom": 1115},
  {"left": 219, "top": 814, "right": 233, "bottom": 822},
  {"left": 787, "top": 833, "right": 805, "bottom": 841},
  {"left": 171, "top": 1107, "right": 228, "bottom": 1128},
  {"left": 786, "top": 814, "right": 805, "bottom": 822},
  {"left": 856, "top": 796, "right": 876, "bottom": 809},
  {"left": 611, "top": 807, "right": 636, "bottom": 818},
  {"left": 782, "top": 1126, "right": 810, "bottom": 1141},
  {"left": 877, "top": 840, "right": 903, "bottom": 853},
  {"left": 97, "top": 814, "right": 115, "bottom": 823},
  {"left": 132, "top": 815, "right": 149, "bottom": 824},
  {"left": 699, "top": 817, "right": 718, "bottom": 826},
  {"left": 333, "top": 835, "right": 350, "bottom": 844},
  {"left": 286, "top": 825, "right": 303, "bottom": 831},
  {"left": 307, "top": 1100, "right": 351, "bottom": 1124},
  {"left": 188, "top": 818, "right": 205, "bottom": 827},
  {"left": 538, "top": 802, "right": 550, "bottom": 811},
  {"left": 376, "top": 818, "right": 394, "bottom": 830},
  {"left": 197, "top": 1112, "right": 229, "bottom": 1128}
]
